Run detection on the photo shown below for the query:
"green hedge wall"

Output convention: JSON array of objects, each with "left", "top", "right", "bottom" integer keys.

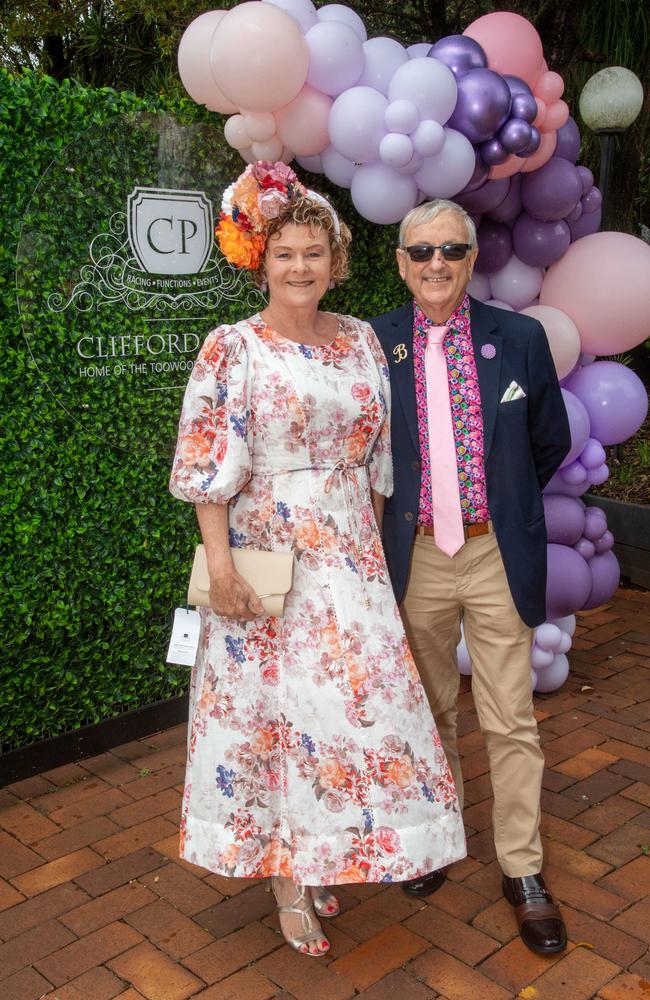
[{"left": 1, "top": 70, "right": 406, "bottom": 751}]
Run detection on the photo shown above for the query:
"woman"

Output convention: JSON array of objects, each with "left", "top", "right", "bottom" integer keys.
[{"left": 170, "top": 161, "right": 465, "bottom": 957}]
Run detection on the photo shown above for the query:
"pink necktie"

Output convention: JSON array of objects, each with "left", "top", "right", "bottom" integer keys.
[{"left": 425, "top": 326, "right": 465, "bottom": 557}]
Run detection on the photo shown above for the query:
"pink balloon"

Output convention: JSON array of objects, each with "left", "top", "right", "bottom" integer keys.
[
  {"left": 533, "top": 98, "right": 547, "bottom": 128},
  {"left": 520, "top": 305, "right": 580, "bottom": 379},
  {"left": 540, "top": 232, "right": 650, "bottom": 355},
  {"left": 243, "top": 111, "right": 277, "bottom": 141},
  {"left": 535, "top": 71, "right": 564, "bottom": 103},
  {"left": 224, "top": 115, "right": 252, "bottom": 150},
  {"left": 275, "top": 86, "right": 331, "bottom": 155},
  {"left": 541, "top": 100, "right": 570, "bottom": 133},
  {"left": 520, "top": 131, "right": 557, "bottom": 173},
  {"left": 305, "top": 20, "right": 364, "bottom": 96},
  {"left": 178, "top": 11, "right": 239, "bottom": 113},
  {"left": 210, "top": 2, "right": 309, "bottom": 112},
  {"left": 489, "top": 155, "right": 523, "bottom": 180},
  {"left": 463, "top": 12, "right": 543, "bottom": 86}
]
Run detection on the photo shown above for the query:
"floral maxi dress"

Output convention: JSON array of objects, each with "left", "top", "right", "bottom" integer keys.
[{"left": 170, "top": 313, "right": 466, "bottom": 884}]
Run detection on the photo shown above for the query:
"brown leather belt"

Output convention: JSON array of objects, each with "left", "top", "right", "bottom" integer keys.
[{"left": 417, "top": 521, "right": 491, "bottom": 541}]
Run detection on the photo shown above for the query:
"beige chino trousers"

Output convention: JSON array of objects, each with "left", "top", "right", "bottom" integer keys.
[{"left": 401, "top": 529, "right": 544, "bottom": 877}]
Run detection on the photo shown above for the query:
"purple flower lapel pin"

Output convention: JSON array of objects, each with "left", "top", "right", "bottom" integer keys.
[{"left": 481, "top": 343, "right": 496, "bottom": 360}]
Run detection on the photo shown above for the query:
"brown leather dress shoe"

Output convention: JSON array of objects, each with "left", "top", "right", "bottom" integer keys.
[
  {"left": 503, "top": 874, "right": 567, "bottom": 955},
  {"left": 402, "top": 869, "right": 446, "bottom": 898}
]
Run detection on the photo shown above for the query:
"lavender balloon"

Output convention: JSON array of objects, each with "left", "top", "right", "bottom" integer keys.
[
  {"left": 560, "top": 389, "right": 591, "bottom": 467},
  {"left": 487, "top": 174, "right": 522, "bottom": 222},
  {"left": 574, "top": 537, "right": 596, "bottom": 560},
  {"left": 543, "top": 495, "right": 585, "bottom": 546},
  {"left": 554, "top": 117, "right": 581, "bottom": 163},
  {"left": 534, "top": 653, "right": 570, "bottom": 693},
  {"left": 428, "top": 34, "right": 487, "bottom": 78},
  {"left": 594, "top": 530, "right": 614, "bottom": 554},
  {"left": 546, "top": 543, "right": 593, "bottom": 618},
  {"left": 447, "top": 68, "right": 512, "bottom": 144},
  {"left": 521, "top": 158, "right": 583, "bottom": 222},
  {"left": 565, "top": 362, "right": 649, "bottom": 446},
  {"left": 475, "top": 219, "right": 513, "bottom": 273},
  {"left": 531, "top": 645, "right": 555, "bottom": 669},
  {"left": 580, "top": 437, "right": 606, "bottom": 470},
  {"left": 456, "top": 177, "right": 510, "bottom": 213},
  {"left": 566, "top": 202, "right": 583, "bottom": 223},
  {"left": 569, "top": 207, "right": 601, "bottom": 241},
  {"left": 577, "top": 165, "right": 594, "bottom": 195},
  {"left": 583, "top": 552, "right": 620, "bottom": 610},
  {"left": 513, "top": 214, "right": 571, "bottom": 268},
  {"left": 582, "top": 186, "right": 603, "bottom": 214},
  {"left": 459, "top": 155, "right": 490, "bottom": 193}
]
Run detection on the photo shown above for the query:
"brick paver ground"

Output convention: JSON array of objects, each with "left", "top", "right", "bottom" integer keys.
[{"left": 1, "top": 584, "right": 649, "bottom": 1000}]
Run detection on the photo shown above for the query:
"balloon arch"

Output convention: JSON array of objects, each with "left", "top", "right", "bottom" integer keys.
[{"left": 178, "top": 0, "right": 650, "bottom": 692}]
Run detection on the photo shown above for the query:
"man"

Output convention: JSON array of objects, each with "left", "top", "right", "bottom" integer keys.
[{"left": 370, "top": 199, "right": 571, "bottom": 956}]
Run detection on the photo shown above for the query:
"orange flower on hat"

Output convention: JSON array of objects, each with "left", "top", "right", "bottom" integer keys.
[
  {"left": 215, "top": 216, "right": 265, "bottom": 270},
  {"left": 232, "top": 170, "right": 265, "bottom": 231}
]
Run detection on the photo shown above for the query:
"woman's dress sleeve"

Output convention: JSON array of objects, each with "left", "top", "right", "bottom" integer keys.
[
  {"left": 169, "top": 325, "right": 253, "bottom": 504},
  {"left": 363, "top": 321, "right": 394, "bottom": 498}
]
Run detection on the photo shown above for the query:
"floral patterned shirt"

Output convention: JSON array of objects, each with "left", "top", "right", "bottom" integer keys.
[{"left": 413, "top": 295, "right": 489, "bottom": 525}]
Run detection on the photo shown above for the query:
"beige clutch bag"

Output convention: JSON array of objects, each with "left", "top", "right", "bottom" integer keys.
[{"left": 187, "top": 544, "right": 294, "bottom": 617}]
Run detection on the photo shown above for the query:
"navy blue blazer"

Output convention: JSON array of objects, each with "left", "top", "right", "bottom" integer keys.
[{"left": 370, "top": 297, "right": 571, "bottom": 628}]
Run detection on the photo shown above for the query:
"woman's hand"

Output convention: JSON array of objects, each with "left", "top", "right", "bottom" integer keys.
[{"left": 209, "top": 565, "right": 265, "bottom": 621}]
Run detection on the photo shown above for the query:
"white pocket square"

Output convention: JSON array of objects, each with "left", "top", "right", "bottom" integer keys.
[{"left": 500, "top": 381, "right": 527, "bottom": 403}]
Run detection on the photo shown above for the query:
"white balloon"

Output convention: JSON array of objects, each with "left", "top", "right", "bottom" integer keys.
[
  {"left": 489, "top": 255, "right": 544, "bottom": 310},
  {"left": 407, "top": 43, "right": 433, "bottom": 59},
  {"left": 388, "top": 57, "right": 457, "bottom": 124},
  {"left": 178, "top": 12, "right": 239, "bottom": 113},
  {"left": 534, "top": 623, "right": 563, "bottom": 651},
  {"left": 534, "top": 653, "right": 570, "bottom": 693},
  {"left": 414, "top": 128, "right": 476, "bottom": 199},
  {"left": 351, "top": 163, "right": 418, "bottom": 224},
  {"left": 317, "top": 3, "right": 367, "bottom": 42},
  {"left": 557, "top": 632, "right": 573, "bottom": 654},
  {"left": 457, "top": 633, "right": 472, "bottom": 675},
  {"left": 262, "top": 0, "right": 318, "bottom": 32},
  {"left": 357, "top": 37, "right": 408, "bottom": 96},
  {"left": 321, "top": 145, "right": 357, "bottom": 187},
  {"left": 548, "top": 614, "right": 577, "bottom": 637}
]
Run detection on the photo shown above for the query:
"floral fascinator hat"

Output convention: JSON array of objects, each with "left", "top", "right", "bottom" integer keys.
[{"left": 215, "top": 160, "right": 340, "bottom": 271}]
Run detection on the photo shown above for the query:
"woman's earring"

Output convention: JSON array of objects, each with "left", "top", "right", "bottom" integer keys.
[
  {"left": 260, "top": 280, "right": 268, "bottom": 293},
  {"left": 328, "top": 280, "right": 335, "bottom": 290}
]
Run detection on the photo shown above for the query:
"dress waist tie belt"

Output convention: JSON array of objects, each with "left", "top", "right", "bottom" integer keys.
[{"left": 324, "top": 460, "right": 371, "bottom": 609}]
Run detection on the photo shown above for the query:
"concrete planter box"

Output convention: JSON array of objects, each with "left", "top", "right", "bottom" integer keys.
[{"left": 584, "top": 494, "right": 650, "bottom": 589}]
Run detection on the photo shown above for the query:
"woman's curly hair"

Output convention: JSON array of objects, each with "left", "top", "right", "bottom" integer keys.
[{"left": 255, "top": 195, "right": 352, "bottom": 287}]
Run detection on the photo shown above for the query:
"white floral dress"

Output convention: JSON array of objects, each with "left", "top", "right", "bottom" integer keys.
[{"left": 170, "top": 313, "right": 465, "bottom": 884}]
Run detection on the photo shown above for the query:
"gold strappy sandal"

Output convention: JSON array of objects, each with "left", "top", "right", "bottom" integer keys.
[
  {"left": 270, "top": 878, "right": 330, "bottom": 957},
  {"left": 311, "top": 887, "right": 340, "bottom": 918}
]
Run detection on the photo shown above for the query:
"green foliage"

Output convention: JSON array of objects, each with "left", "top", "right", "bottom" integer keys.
[{"left": 0, "top": 69, "right": 404, "bottom": 751}]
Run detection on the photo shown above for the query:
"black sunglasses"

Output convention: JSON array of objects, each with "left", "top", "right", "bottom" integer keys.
[{"left": 402, "top": 243, "right": 473, "bottom": 262}]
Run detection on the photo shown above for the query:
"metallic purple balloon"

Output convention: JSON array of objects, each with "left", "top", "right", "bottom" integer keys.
[
  {"left": 479, "top": 137, "right": 508, "bottom": 165},
  {"left": 428, "top": 34, "right": 487, "bottom": 78},
  {"left": 503, "top": 74, "right": 533, "bottom": 97},
  {"left": 555, "top": 116, "right": 581, "bottom": 163},
  {"left": 498, "top": 117, "right": 533, "bottom": 154},
  {"left": 447, "top": 68, "right": 512, "bottom": 144},
  {"left": 458, "top": 154, "right": 490, "bottom": 194},
  {"left": 519, "top": 126, "right": 541, "bottom": 157},
  {"left": 513, "top": 214, "right": 571, "bottom": 268},
  {"left": 486, "top": 173, "right": 522, "bottom": 222},
  {"left": 456, "top": 176, "right": 510, "bottom": 214},
  {"left": 475, "top": 218, "right": 513, "bottom": 274},
  {"left": 511, "top": 92, "right": 538, "bottom": 124},
  {"left": 577, "top": 165, "right": 594, "bottom": 195}
]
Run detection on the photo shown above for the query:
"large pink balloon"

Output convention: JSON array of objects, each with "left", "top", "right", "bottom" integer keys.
[
  {"left": 464, "top": 12, "right": 543, "bottom": 86},
  {"left": 540, "top": 232, "right": 650, "bottom": 355},
  {"left": 210, "top": 2, "right": 308, "bottom": 112},
  {"left": 178, "top": 11, "right": 238, "bottom": 113},
  {"left": 275, "top": 86, "right": 332, "bottom": 155},
  {"left": 520, "top": 305, "right": 580, "bottom": 379}
]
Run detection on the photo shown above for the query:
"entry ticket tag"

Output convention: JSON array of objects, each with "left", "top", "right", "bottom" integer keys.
[{"left": 167, "top": 608, "right": 201, "bottom": 666}]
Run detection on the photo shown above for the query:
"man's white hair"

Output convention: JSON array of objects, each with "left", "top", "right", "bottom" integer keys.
[{"left": 398, "top": 199, "right": 477, "bottom": 249}]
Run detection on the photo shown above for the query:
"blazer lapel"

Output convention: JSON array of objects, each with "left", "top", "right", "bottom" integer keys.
[
  {"left": 470, "top": 297, "right": 502, "bottom": 462},
  {"left": 386, "top": 303, "right": 419, "bottom": 453}
]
